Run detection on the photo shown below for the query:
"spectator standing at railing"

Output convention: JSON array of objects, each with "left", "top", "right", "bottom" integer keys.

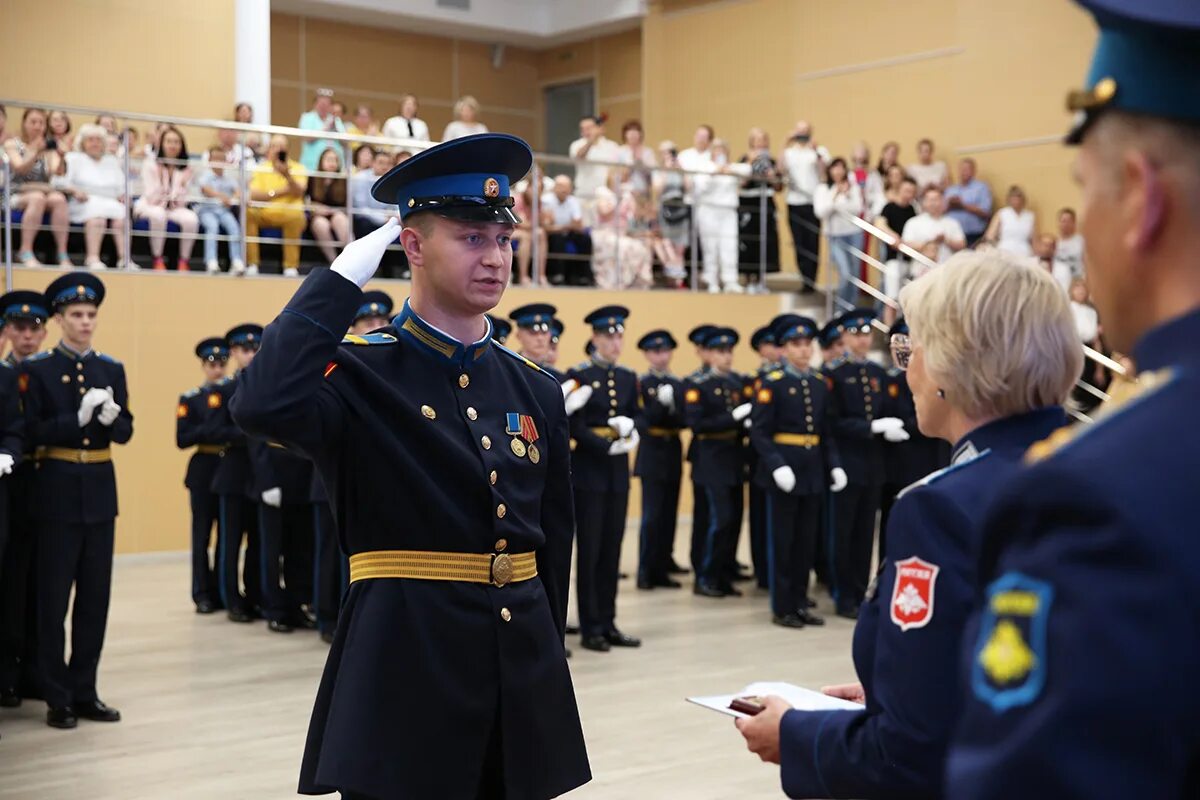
[
  {"left": 849, "top": 142, "right": 885, "bottom": 219},
  {"left": 814, "top": 157, "right": 865, "bottom": 307},
  {"left": 442, "top": 95, "right": 488, "bottom": 141},
  {"left": 246, "top": 135, "right": 308, "bottom": 277},
  {"left": 512, "top": 174, "right": 549, "bottom": 285},
  {"left": 63, "top": 125, "right": 136, "bottom": 270},
  {"left": 345, "top": 105, "right": 380, "bottom": 138},
  {"left": 876, "top": 140, "right": 902, "bottom": 182},
  {"left": 677, "top": 124, "right": 714, "bottom": 175},
  {"left": 542, "top": 175, "right": 593, "bottom": 286},
  {"left": 234, "top": 102, "right": 264, "bottom": 159},
  {"left": 569, "top": 115, "right": 620, "bottom": 219},
  {"left": 0, "top": 105, "right": 8, "bottom": 146},
  {"left": 738, "top": 128, "right": 783, "bottom": 288},
  {"left": 4, "top": 108, "right": 72, "bottom": 267},
  {"left": 652, "top": 142, "right": 689, "bottom": 287},
  {"left": 983, "top": 184, "right": 1036, "bottom": 258},
  {"left": 206, "top": 128, "right": 255, "bottom": 167},
  {"left": 134, "top": 126, "right": 199, "bottom": 272},
  {"left": 694, "top": 139, "right": 751, "bottom": 294},
  {"left": 900, "top": 185, "right": 966, "bottom": 266},
  {"left": 782, "top": 122, "right": 828, "bottom": 293},
  {"left": 944, "top": 157, "right": 993, "bottom": 247},
  {"left": 877, "top": 164, "right": 908, "bottom": 214},
  {"left": 875, "top": 176, "right": 920, "bottom": 325},
  {"left": 382, "top": 94, "right": 430, "bottom": 142},
  {"left": 298, "top": 89, "right": 346, "bottom": 172},
  {"left": 591, "top": 186, "right": 653, "bottom": 290},
  {"left": 1052, "top": 207, "right": 1085, "bottom": 291},
  {"left": 616, "top": 120, "right": 657, "bottom": 198},
  {"left": 907, "top": 138, "right": 948, "bottom": 193},
  {"left": 47, "top": 111, "right": 74, "bottom": 154},
  {"left": 307, "top": 147, "right": 350, "bottom": 266},
  {"left": 331, "top": 100, "right": 347, "bottom": 127},
  {"left": 195, "top": 146, "right": 245, "bottom": 275}
]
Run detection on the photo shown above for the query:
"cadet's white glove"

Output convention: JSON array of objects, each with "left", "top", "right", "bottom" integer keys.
[
  {"left": 731, "top": 402, "right": 753, "bottom": 422},
  {"left": 564, "top": 384, "right": 592, "bottom": 416},
  {"left": 261, "top": 487, "right": 282, "bottom": 508},
  {"left": 656, "top": 383, "right": 675, "bottom": 408},
  {"left": 97, "top": 387, "right": 120, "bottom": 426},
  {"left": 607, "top": 427, "right": 640, "bottom": 456},
  {"left": 0, "top": 454, "right": 13, "bottom": 477},
  {"left": 331, "top": 218, "right": 400, "bottom": 289},
  {"left": 883, "top": 427, "right": 910, "bottom": 443},
  {"left": 830, "top": 467, "right": 848, "bottom": 493},
  {"left": 607, "top": 416, "right": 634, "bottom": 439},
  {"left": 772, "top": 466, "right": 796, "bottom": 493},
  {"left": 870, "top": 417, "right": 905, "bottom": 436},
  {"left": 77, "top": 387, "right": 111, "bottom": 427},
  {"left": 743, "top": 417, "right": 753, "bottom": 430},
  {"left": 560, "top": 378, "right": 579, "bottom": 399}
]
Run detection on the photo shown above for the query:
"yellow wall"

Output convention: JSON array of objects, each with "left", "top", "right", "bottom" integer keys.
[{"left": 8, "top": 268, "right": 778, "bottom": 554}]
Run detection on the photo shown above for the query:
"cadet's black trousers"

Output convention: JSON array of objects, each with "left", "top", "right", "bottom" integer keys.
[
  {"left": 37, "top": 519, "right": 113, "bottom": 708},
  {"left": 217, "top": 495, "right": 261, "bottom": 615},
  {"left": 814, "top": 489, "right": 834, "bottom": 588},
  {"left": 766, "top": 490, "right": 821, "bottom": 618},
  {"left": 833, "top": 483, "right": 882, "bottom": 611},
  {"left": 573, "top": 487, "right": 629, "bottom": 638},
  {"left": 688, "top": 476, "right": 710, "bottom": 575},
  {"left": 698, "top": 484, "right": 741, "bottom": 589},
  {"left": 258, "top": 502, "right": 313, "bottom": 623},
  {"left": 313, "top": 502, "right": 347, "bottom": 634},
  {"left": 189, "top": 489, "right": 220, "bottom": 607},
  {"left": 637, "top": 474, "right": 681, "bottom": 584},
  {"left": 749, "top": 484, "right": 769, "bottom": 587},
  {"left": 0, "top": 470, "right": 40, "bottom": 696}
]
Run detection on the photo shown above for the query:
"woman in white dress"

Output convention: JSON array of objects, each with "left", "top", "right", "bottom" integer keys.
[
  {"left": 441, "top": 96, "right": 489, "bottom": 141},
  {"left": 984, "top": 184, "right": 1036, "bottom": 258},
  {"left": 63, "top": 124, "right": 135, "bottom": 269}
]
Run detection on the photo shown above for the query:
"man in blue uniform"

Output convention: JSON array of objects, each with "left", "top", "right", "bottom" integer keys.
[
  {"left": 946, "top": 2, "right": 1200, "bottom": 796},
  {"left": 548, "top": 316, "right": 564, "bottom": 371},
  {"left": 509, "top": 302, "right": 564, "bottom": 382},
  {"left": 251, "top": 434, "right": 315, "bottom": 634},
  {"left": 351, "top": 290, "right": 393, "bottom": 333},
  {"left": 568, "top": 305, "right": 643, "bottom": 652},
  {"left": 634, "top": 329, "right": 685, "bottom": 590},
  {"left": 22, "top": 273, "right": 132, "bottom": 729},
  {"left": 176, "top": 338, "right": 232, "bottom": 614},
  {"left": 487, "top": 314, "right": 512, "bottom": 345},
  {"left": 746, "top": 324, "right": 780, "bottom": 589},
  {"left": 230, "top": 134, "right": 589, "bottom": 799},
  {"left": 811, "top": 319, "right": 845, "bottom": 593},
  {"left": 684, "top": 324, "right": 715, "bottom": 577}
]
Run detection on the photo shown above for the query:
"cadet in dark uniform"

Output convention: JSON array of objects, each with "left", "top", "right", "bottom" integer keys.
[
  {"left": 0, "top": 291, "right": 47, "bottom": 708},
  {"left": 175, "top": 338, "right": 231, "bottom": 614},
  {"left": 22, "top": 273, "right": 131, "bottom": 729},
  {"left": 811, "top": 319, "right": 844, "bottom": 592},
  {"left": 251, "top": 435, "right": 315, "bottom": 633},
  {"left": 230, "top": 134, "right": 589, "bottom": 799},
  {"left": 746, "top": 324, "right": 779, "bottom": 589},
  {"left": 0, "top": 321, "right": 24, "bottom": 728},
  {"left": 948, "top": 4, "right": 1200, "bottom": 795},
  {"left": 825, "top": 309, "right": 908, "bottom": 618},
  {"left": 211, "top": 324, "right": 263, "bottom": 624},
  {"left": 634, "top": 329, "right": 685, "bottom": 590},
  {"left": 750, "top": 316, "right": 843, "bottom": 628},
  {"left": 547, "top": 316, "right": 564, "bottom": 372},
  {"left": 509, "top": 303, "right": 564, "bottom": 382},
  {"left": 568, "top": 305, "right": 643, "bottom": 652},
  {"left": 684, "top": 324, "right": 715, "bottom": 576},
  {"left": 487, "top": 314, "right": 511, "bottom": 345},
  {"left": 352, "top": 290, "right": 394, "bottom": 332}
]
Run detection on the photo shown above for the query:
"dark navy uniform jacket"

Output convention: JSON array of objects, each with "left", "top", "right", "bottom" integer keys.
[
  {"left": 0, "top": 364, "right": 25, "bottom": 464},
  {"left": 778, "top": 407, "right": 1065, "bottom": 799},
  {"left": 633, "top": 369, "right": 684, "bottom": 479},
  {"left": 249, "top": 439, "right": 314, "bottom": 502},
  {"left": 21, "top": 344, "right": 133, "bottom": 523},
  {"left": 229, "top": 269, "right": 589, "bottom": 800},
  {"left": 749, "top": 365, "right": 840, "bottom": 495},
  {"left": 946, "top": 309, "right": 1200, "bottom": 799},
  {"left": 208, "top": 376, "right": 254, "bottom": 498},
  {"left": 884, "top": 368, "right": 951, "bottom": 486},
  {"left": 176, "top": 378, "right": 232, "bottom": 492},
  {"left": 683, "top": 370, "right": 745, "bottom": 487},
  {"left": 826, "top": 356, "right": 892, "bottom": 486},
  {"left": 566, "top": 357, "right": 641, "bottom": 493}
]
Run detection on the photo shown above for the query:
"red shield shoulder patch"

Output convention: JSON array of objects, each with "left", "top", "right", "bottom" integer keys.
[
  {"left": 890, "top": 556, "right": 940, "bottom": 631},
  {"left": 888, "top": 383, "right": 899, "bottom": 398}
]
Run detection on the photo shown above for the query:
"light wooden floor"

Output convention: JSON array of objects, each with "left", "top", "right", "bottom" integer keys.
[{"left": 0, "top": 534, "right": 857, "bottom": 799}]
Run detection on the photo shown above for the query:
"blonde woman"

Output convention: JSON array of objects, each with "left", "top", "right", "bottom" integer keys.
[
  {"left": 441, "top": 96, "right": 488, "bottom": 141},
  {"left": 63, "top": 124, "right": 136, "bottom": 269},
  {"left": 736, "top": 250, "right": 1081, "bottom": 799}
]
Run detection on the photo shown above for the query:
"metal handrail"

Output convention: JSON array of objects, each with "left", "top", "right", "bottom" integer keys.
[{"left": 2, "top": 152, "right": 12, "bottom": 288}]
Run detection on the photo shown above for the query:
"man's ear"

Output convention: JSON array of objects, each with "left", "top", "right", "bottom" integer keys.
[
  {"left": 399, "top": 226, "right": 424, "bottom": 269},
  {"left": 1122, "top": 149, "right": 1167, "bottom": 254}
]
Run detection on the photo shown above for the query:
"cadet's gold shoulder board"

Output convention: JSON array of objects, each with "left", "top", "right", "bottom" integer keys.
[
  {"left": 766, "top": 369, "right": 784, "bottom": 382},
  {"left": 495, "top": 343, "right": 557, "bottom": 383},
  {"left": 342, "top": 332, "right": 398, "bottom": 346}
]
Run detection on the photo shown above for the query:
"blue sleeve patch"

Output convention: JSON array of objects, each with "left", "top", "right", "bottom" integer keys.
[{"left": 970, "top": 571, "right": 1054, "bottom": 712}]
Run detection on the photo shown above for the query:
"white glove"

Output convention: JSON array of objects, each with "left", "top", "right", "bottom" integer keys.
[
  {"left": 772, "top": 466, "right": 796, "bottom": 493},
  {"left": 97, "top": 399, "right": 121, "bottom": 426},
  {"left": 560, "top": 378, "right": 579, "bottom": 400},
  {"left": 870, "top": 417, "right": 905, "bottom": 435},
  {"left": 261, "top": 487, "right": 282, "bottom": 508},
  {"left": 743, "top": 417, "right": 752, "bottom": 429},
  {"left": 608, "top": 415, "right": 634, "bottom": 439},
  {"left": 607, "top": 427, "right": 640, "bottom": 456},
  {"left": 0, "top": 453, "right": 13, "bottom": 477},
  {"left": 883, "top": 427, "right": 910, "bottom": 443},
  {"left": 564, "top": 384, "right": 592, "bottom": 416},
  {"left": 656, "top": 383, "right": 674, "bottom": 408},
  {"left": 830, "top": 467, "right": 848, "bottom": 493},
  {"left": 331, "top": 218, "right": 400, "bottom": 288},
  {"left": 77, "top": 387, "right": 111, "bottom": 427},
  {"left": 731, "top": 402, "right": 753, "bottom": 422}
]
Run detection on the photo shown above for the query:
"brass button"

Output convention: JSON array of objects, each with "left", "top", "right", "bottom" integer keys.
[
  {"left": 82, "top": 437, "right": 90, "bottom": 446},
  {"left": 458, "top": 373, "right": 470, "bottom": 389},
  {"left": 421, "top": 405, "right": 436, "bottom": 420},
  {"left": 495, "top": 538, "right": 507, "bottom": 551},
  {"left": 481, "top": 435, "right": 492, "bottom": 450},
  {"left": 76, "top": 375, "right": 84, "bottom": 382},
  {"left": 489, "top": 470, "right": 497, "bottom": 485},
  {"left": 79, "top": 387, "right": 86, "bottom": 395},
  {"left": 61, "top": 375, "right": 69, "bottom": 384},
  {"left": 608, "top": 389, "right": 616, "bottom": 397},
  {"left": 467, "top": 407, "right": 478, "bottom": 421},
  {"left": 76, "top": 363, "right": 83, "bottom": 371},
  {"left": 607, "top": 379, "right": 615, "bottom": 387},
  {"left": 496, "top": 503, "right": 507, "bottom": 519},
  {"left": 500, "top": 608, "right": 511, "bottom": 623}
]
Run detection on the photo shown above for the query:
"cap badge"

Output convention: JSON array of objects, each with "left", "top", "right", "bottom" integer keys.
[{"left": 483, "top": 177, "right": 500, "bottom": 198}]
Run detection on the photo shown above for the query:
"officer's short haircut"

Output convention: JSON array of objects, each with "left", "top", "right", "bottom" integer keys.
[
  {"left": 1093, "top": 111, "right": 1200, "bottom": 181},
  {"left": 899, "top": 249, "right": 1082, "bottom": 420}
]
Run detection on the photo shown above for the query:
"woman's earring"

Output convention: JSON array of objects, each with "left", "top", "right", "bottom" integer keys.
[{"left": 936, "top": 389, "right": 946, "bottom": 399}]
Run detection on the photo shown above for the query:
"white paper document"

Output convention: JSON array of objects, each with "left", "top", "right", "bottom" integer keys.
[{"left": 687, "top": 681, "right": 864, "bottom": 719}]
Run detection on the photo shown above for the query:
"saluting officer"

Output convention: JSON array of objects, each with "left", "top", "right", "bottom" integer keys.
[
  {"left": 509, "top": 303, "right": 564, "bottom": 382},
  {"left": 211, "top": 324, "right": 263, "bottom": 624},
  {"left": 23, "top": 273, "right": 132, "bottom": 729},
  {"left": 175, "top": 338, "right": 232, "bottom": 614},
  {"left": 686, "top": 327, "right": 754, "bottom": 597},
  {"left": 230, "top": 134, "right": 589, "bottom": 799},
  {"left": 750, "top": 316, "right": 844, "bottom": 628},
  {"left": 0, "top": 291, "right": 47, "bottom": 708},
  {"left": 568, "top": 306, "right": 643, "bottom": 652},
  {"left": 825, "top": 308, "right": 908, "bottom": 619},
  {"left": 684, "top": 323, "right": 715, "bottom": 577},
  {"left": 634, "top": 329, "right": 685, "bottom": 590}
]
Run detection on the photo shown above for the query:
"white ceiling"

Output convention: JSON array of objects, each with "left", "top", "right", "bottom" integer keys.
[{"left": 270, "top": 0, "right": 645, "bottom": 47}]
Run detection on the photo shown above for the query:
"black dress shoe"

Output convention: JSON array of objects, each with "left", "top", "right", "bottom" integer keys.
[
  {"left": 652, "top": 577, "right": 682, "bottom": 589},
  {"left": 565, "top": 623, "right": 580, "bottom": 636},
  {"left": 73, "top": 699, "right": 121, "bottom": 722},
  {"left": 805, "top": 597, "right": 818, "bottom": 609},
  {"left": 605, "top": 630, "right": 641, "bottom": 648},
  {"left": 267, "top": 620, "right": 294, "bottom": 633},
  {"left": 720, "top": 583, "right": 744, "bottom": 597},
  {"left": 730, "top": 571, "right": 754, "bottom": 583},
  {"left": 667, "top": 562, "right": 690, "bottom": 575},
  {"left": 836, "top": 606, "right": 860, "bottom": 621},
  {"left": 580, "top": 635, "right": 611, "bottom": 652},
  {"left": 772, "top": 613, "right": 806, "bottom": 629},
  {"left": 797, "top": 609, "right": 826, "bottom": 626},
  {"left": 195, "top": 600, "right": 217, "bottom": 614},
  {"left": 0, "top": 687, "right": 21, "bottom": 708},
  {"left": 47, "top": 706, "right": 77, "bottom": 729},
  {"left": 227, "top": 609, "right": 253, "bottom": 623},
  {"left": 636, "top": 579, "right": 654, "bottom": 590},
  {"left": 694, "top": 582, "right": 725, "bottom": 598}
]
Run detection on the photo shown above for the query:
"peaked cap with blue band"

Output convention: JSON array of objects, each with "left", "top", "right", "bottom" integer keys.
[
  {"left": 371, "top": 133, "right": 534, "bottom": 223},
  {"left": 225, "top": 323, "right": 264, "bottom": 350},
  {"left": 509, "top": 303, "right": 557, "bottom": 331},
  {"left": 889, "top": 317, "right": 910, "bottom": 339},
  {"left": 487, "top": 314, "right": 512, "bottom": 344},
  {"left": 776, "top": 315, "right": 819, "bottom": 344},
  {"left": 585, "top": 305, "right": 630, "bottom": 334},
  {"left": 688, "top": 324, "right": 716, "bottom": 347},
  {"left": 1065, "top": 0, "right": 1200, "bottom": 143},
  {"left": 750, "top": 325, "right": 777, "bottom": 350},
  {"left": 818, "top": 320, "right": 843, "bottom": 348},
  {"left": 0, "top": 290, "right": 49, "bottom": 323},
  {"left": 550, "top": 317, "right": 564, "bottom": 341},
  {"left": 355, "top": 290, "right": 395, "bottom": 323},
  {"left": 834, "top": 307, "right": 878, "bottom": 335},
  {"left": 195, "top": 337, "right": 230, "bottom": 362},
  {"left": 44, "top": 272, "right": 105, "bottom": 312},
  {"left": 637, "top": 329, "right": 678, "bottom": 351},
  {"left": 704, "top": 326, "right": 739, "bottom": 349}
]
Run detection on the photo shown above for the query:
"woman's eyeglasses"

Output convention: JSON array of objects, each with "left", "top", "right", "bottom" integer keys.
[{"left": 890, "top": 333, "right": 912, "bottom": 371}]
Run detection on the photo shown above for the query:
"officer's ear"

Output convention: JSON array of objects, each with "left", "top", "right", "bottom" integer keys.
[{"left": 399, "top": 225, "right": 425, "bottom": 268}]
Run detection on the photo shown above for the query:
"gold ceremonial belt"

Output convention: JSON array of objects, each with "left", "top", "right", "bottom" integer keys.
[
  {"left": 647, "top": 427, "right": 681, "bottom": 438},
  {"left": 773, "top": 433, "right": 821, "bottom": 447},
  {"left": 589, "top": 427, "right": 619, "bottom": 441},
  {"left": 40, "top": 447, "right": 112, "bottom": 464},
  {"left": 196, "top": 444, "right": 230, "bottom": 455},
  {"left": 696, "top": 431, "right": 738, "bottom": 441},
  {"left": 349, "top": 550, "right": 538, "bottom": 587}
]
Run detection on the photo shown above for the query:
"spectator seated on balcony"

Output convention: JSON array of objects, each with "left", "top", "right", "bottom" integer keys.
[
  {"left": 900, "top": 185, "right": 966, "bottom": 267},
  {"left": 195, "top": 146, "right": 245, "bottom": 274},
  {"left": 345, "top": 104, "right": 380, "bottom": 138},
  {"left": 350, "top": 148, "right": 406, "bottom": 278},
  {"left": 541, "top": 175, "right": 593, "bottom": 286},
  {"left": 306, "top": 147, "right": 350, "bottom": 266},
  {"left": 246, "top": 134, "right": 308, "bottom": 276},
  {"left": 63, "top": 124, "right": 136, "bottom": 269},
  {"left": 4, "top": 107, "right": 71, "bottom": 266},
  {"left": 591, "top": 186, "right": 652, "bottom": 290},
  {"left": 382, "top": 94, "right": 430, "bottom": 142},
  {"left": 442, "top": 95, "right": 488, "bottom": 141},
  {"left": 133, "top": 125, "right": 199, "bottom": 271}
]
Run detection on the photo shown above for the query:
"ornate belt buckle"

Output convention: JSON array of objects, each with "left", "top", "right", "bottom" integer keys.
[{"left": 491, "top": 553, "right": 514, "bottom": 587}]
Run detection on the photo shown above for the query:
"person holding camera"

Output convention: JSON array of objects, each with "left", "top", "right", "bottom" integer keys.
[
  {"left": 3, "top": 108, "right": 72, "bottom": 267},
  {"left": 245, "top": 135, "right": 308, "bottom": 276}
]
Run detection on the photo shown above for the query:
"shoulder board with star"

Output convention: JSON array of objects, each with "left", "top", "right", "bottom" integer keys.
[
  {"left": 97, "top": 352, "right": 122, "bottom": 365},
  {"left": 495, "top": 343, "right": 559, "bottom": 384},
  {"left": 0, "top": 360, "right": 12, "bottom": 371},
  {"left": 896, "top": 448, "right": 993, "bottom": 501},
  {"left": 182, "top": 387, "right": 201, "bottom": 399},
  {"left": 216, "top": 376, "right": 233, "bottom": 385},
  {"left": 824, "top": 356, "right": 846, "bottom": 372},
  {"left": 342, "top": 332, "right": 398, "bottom": 346},
  {"left": 887, "top": 366, "right": 902, "bottom": 378},
  {"left": 24, "top": 350, "right": 53, "bottom": 363},
  {"left": 687, "top": 371, "right": 711, "bottom": 384},
  {"left": 572, "top": 360, "right": 594, "bottom": 372},
  {"left": 765, "top": 369, "right": 785, "bottom": 382}
]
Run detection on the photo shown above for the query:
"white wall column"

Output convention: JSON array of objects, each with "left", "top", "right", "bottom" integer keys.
[{"left": 235, "top": 0, "right": 272, "bottom": 125}]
